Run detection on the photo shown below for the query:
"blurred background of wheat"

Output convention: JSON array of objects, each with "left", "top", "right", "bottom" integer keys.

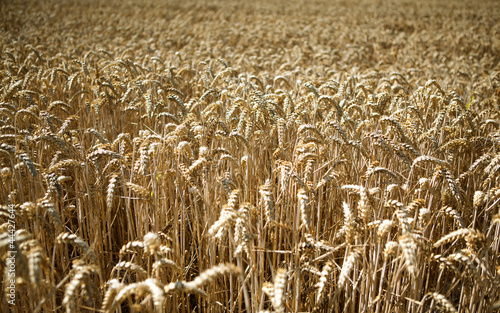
[{"left": 1, "top": 0, "right": 500, "bottom": 312}]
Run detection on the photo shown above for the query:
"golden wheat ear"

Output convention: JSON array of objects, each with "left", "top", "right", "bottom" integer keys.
[
  {"left": 422, "top": 292, "right": 458, "bottom": 313},
  {"left": 164, "top": 263, "right": 241, "bottom": 297},
  {"left": 109, "top": 279, "right": 165, "bottom": 313},
  {"left": 63, "top": 262, "right": 98, "bottom": 313},
  {"left": 261, "top": 268, "right": 287, "bottom": 313},
  {"left": 57, "top": 232, "right": 97, "bottom": 263}
]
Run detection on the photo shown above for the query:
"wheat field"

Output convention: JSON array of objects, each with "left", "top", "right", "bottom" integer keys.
[{"left": 1, "top": 0, "right": 500, "bottom": 312}]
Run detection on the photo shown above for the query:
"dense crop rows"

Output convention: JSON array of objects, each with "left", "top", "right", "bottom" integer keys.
[{"left": 1, "top": 0, "right": 500, "bottom": 312}]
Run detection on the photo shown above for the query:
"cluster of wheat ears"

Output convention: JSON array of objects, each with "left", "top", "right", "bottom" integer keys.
[{"left": 1, "top": 0, "right": 500, "bottom": 312}]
